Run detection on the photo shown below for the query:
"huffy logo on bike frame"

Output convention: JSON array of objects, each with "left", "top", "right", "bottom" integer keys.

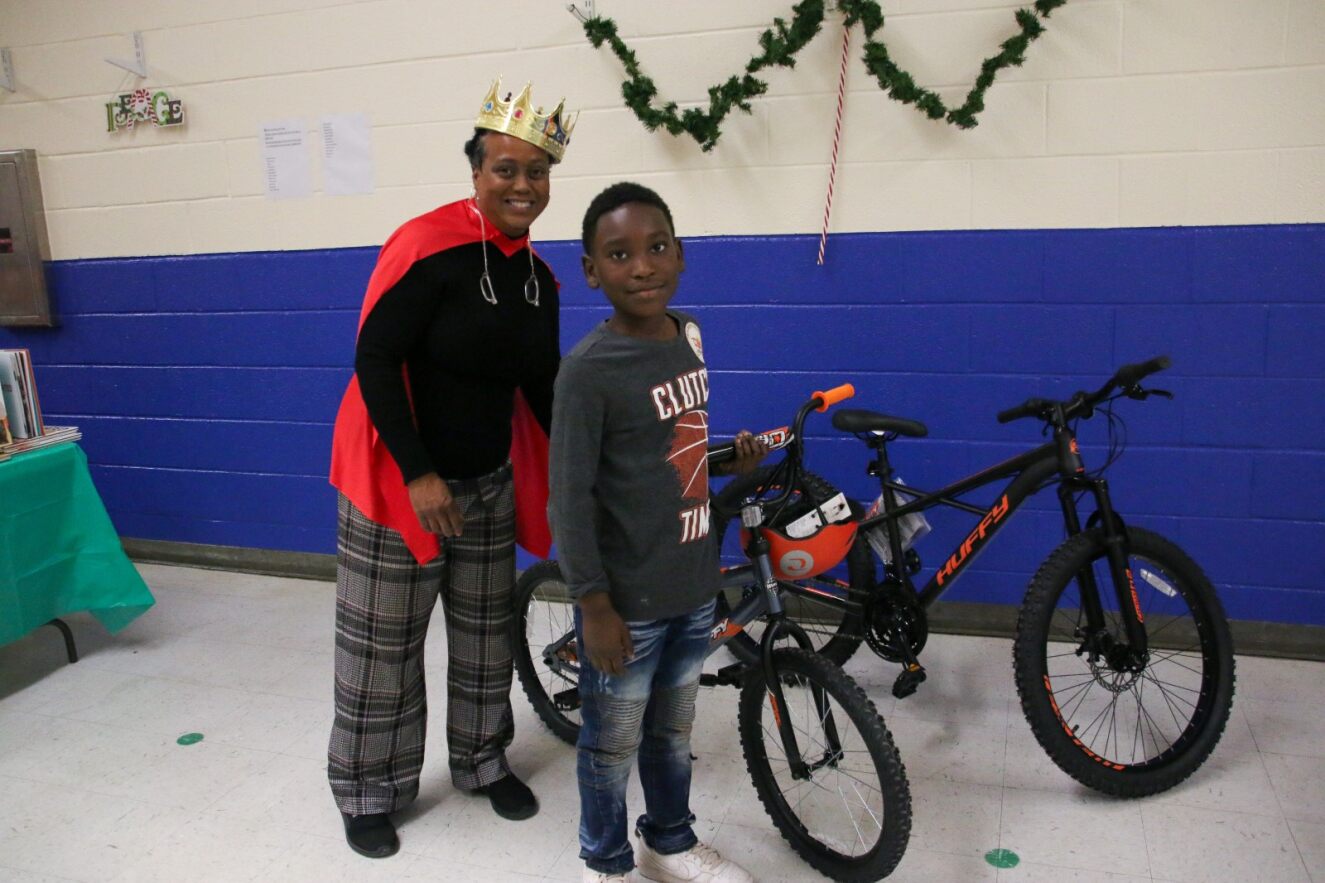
[
  {"left": 935, "top": 494, "right": 1010, "bottom": 586},
  {"left": 106, "top": 88, "right": 185, "bottom": 132}
]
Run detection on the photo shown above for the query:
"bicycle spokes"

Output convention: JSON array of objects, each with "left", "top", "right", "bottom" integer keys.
[
  {"left": 1046, "top": 553, "right": 1213, "bottom": 767},
  {"left": 525, "top": 583, "right": 583, "bottom": 723},
  {"left": 761, "top": 678, "right": 886, "bottom": 856}
]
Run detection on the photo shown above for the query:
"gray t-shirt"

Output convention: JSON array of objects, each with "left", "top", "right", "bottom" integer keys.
[{"left": 548, "top": 310, "right": 719, "bottom": 621}]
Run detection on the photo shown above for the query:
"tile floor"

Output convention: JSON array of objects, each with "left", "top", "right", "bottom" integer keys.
[{"left": 0, "top": 563, "right": 1320, "bottom": 882}]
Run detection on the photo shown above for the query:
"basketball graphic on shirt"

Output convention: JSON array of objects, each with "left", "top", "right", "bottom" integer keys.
[
  {"left": 685, "top": 322, "right": 704, "bottom": 363},
  {"left": 666, "top": 409, "right": 710, "bottom": 502}
]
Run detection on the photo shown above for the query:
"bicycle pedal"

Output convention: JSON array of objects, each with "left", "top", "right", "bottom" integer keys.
[
  {"left": 553, "top": 687, "right": 581, "bottom": 711},
  {"left": 892, "top": 663, "right": 927, "bottom": 699}
]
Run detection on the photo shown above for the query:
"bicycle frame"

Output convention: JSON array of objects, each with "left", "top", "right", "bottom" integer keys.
[
  {"left": 753, "top": 415, "right": 1150, "bottom": 664},
  {"left": 863, "top": 415, "right": 1147, "bottom": 658},
  {"left": 863, "top": 441, "right": 1060, "bottom": 609}
]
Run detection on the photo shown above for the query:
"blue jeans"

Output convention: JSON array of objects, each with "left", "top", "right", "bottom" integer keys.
[{"left": 575, "top": 598, "right": 716, "bottom": 875}]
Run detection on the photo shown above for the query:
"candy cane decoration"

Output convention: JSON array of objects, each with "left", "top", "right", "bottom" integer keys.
[{"left": 817, "top": 23, "right": 852, "bottom": 266}]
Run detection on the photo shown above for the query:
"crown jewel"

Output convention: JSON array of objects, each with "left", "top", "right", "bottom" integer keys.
[{"left": 474, "top": 78, "right": 577, "bottom": 163}]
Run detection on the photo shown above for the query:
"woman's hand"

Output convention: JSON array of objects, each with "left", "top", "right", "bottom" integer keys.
[
  {"left": 722, "top": 430, "right": 769, "bottom": 475},
  {"left": 578, "top": 593, "right": 634, "bottom": 676},
  {"left": 407, "top": 472, "right": 465, "bottom": 537}
]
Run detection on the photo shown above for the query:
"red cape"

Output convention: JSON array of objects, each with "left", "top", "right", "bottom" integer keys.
[{"left": 329, "top": 199, "right": 553, "bottom": 564}]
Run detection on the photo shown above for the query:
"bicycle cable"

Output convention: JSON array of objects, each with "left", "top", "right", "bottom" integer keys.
[
  {"left": 1060, "top": 392, "right": 1130, "bottom": 516},
  {"left": 1086, "top": 394, "right": 1129, "bottom": 479}
]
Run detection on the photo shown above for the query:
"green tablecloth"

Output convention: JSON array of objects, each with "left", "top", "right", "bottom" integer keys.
[{"left": 0, "top": 442, "right": 155, "bottom": 645}]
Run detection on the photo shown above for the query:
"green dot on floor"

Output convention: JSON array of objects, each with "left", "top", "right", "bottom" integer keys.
[
  {"left": 176, "top": 732, "right": 204, "bottom": 746},
  {"left": 985, "top": 848, "right": 1020, "bottom": 869}
]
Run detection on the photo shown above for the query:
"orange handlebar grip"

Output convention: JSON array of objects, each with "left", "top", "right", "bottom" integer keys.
[{"left": 813, "top": 383, "right": 855, "bottom": 412}]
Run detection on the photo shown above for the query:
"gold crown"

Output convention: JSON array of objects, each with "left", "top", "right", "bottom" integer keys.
[{"left": 474, "top": 78, "right": 578, "bottom": 163}]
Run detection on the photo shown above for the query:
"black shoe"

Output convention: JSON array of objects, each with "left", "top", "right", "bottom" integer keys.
[
  {"left": 341, "top": 811, "right": 399, "bottom": 858},
  {"left": 478, "top": 774, "right": 539, "bottom": 820}
]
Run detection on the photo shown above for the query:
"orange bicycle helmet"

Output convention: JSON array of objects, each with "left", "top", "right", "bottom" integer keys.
[{"left": 740, "top": 491, "right": 858, "bottom": 580}]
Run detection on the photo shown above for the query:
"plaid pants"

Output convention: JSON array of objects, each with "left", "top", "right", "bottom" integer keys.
[{"left": 328, "top": 463, "right": 516, "bottom": 814}]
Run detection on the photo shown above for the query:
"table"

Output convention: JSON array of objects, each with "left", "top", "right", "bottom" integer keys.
[{"left": 0, "top": 443, "right": 155, "bottom": 659}]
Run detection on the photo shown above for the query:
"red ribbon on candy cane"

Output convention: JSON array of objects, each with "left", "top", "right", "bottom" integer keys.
[{"left": 817, "top": 24, "right": 852, "bottom": 266}]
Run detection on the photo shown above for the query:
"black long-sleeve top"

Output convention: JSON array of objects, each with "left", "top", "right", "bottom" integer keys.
[{"left": 354, "top": 240, "right": 559, "bottom": 483}]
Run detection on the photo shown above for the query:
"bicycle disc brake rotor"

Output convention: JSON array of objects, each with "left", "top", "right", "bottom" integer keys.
[
  {"left": 1080, "top": 632, "right": 1147, "bottom": 693},
  {"left": 865, "top": 587, "right": 928, "bottom": 662}
]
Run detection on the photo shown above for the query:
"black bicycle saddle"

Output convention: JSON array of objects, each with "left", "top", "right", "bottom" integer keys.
[{"left": 832, "top": 408, "right": 929, "bottom": 438}]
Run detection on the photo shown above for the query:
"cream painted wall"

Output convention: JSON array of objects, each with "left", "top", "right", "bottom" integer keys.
[{"left": 1, "top": 0, "right": 1322, "bottom": 258}]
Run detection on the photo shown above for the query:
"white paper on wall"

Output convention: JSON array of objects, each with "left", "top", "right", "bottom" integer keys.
[
  {"left": 259, "top": 119, "right": 312, "bottom": 199},
  {"left": 320, "top": 113, "right": 375, "bottom": 196}
]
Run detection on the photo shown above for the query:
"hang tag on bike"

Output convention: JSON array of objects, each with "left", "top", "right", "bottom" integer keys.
[
  {"left": 783, "top": 492, "right": 852, "bottom": 538},
  {"left": 864, "top": 478, "right": 931, "bottom": 565}
]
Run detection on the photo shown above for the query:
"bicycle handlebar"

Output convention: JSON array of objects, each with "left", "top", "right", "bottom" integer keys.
[
  {"left": 707, "top": 426, "right": 792, "bottom": 467},
  {"left": 996, "top": 355, "right": 1172, "bottom": 425},
  {"left": 1114, "top": 354, "right": 1171, "bottom": 389},
  {"left": 708, "top": 384, "right": 852, "bottom": 517},
  {"left": 813, "top": 383, "right": 855, "bottom": 412},
  {"left": 996, "top": 397, "right": 1055, "bottom": 425},
  {"left": 708, "top": 380, "right": 852, "bottom": 464}
]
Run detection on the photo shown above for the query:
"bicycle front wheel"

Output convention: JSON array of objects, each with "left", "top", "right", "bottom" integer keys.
[
  {"left": 512, "top": 560, "right": 582, "bottom": 745},
  {"left": 713, "top": 466, "right": 870, "bottom": 667},
  {"left": 1013, "top": 527, "right": 1235, "bottom": 796},
  {"left": 739, "top": 648, "right": 911, "bottom": 881}
]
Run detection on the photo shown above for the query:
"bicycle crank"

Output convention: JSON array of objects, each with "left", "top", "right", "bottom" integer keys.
[{"left": 865, "top": 588, "right": 929, "bottom": 665}]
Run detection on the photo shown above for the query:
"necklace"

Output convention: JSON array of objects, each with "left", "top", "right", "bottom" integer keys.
[{"left": 474, "top": 199, "right": 539, "bottom": 307}]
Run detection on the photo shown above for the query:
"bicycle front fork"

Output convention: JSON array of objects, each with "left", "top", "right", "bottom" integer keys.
[
  {"left": 1059, "top": 478, "right": 1149, "bottom": 666},
  {"left": 759, "top": 616, "right": 845, "bottom": 779},
  {"left": 744, "top": 503, "right": 845, "bottom": 779}
]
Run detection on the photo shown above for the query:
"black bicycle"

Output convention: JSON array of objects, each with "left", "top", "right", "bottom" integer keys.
[
  {"left": 515, "top": 386, "right": 911, "bottom": 882},
  {"left": 707, "top": 355, "right": 1235, "bottom": 797}
]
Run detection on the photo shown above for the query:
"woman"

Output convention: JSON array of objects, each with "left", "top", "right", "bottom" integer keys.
[{"left": 327, "top": 80, "right": 575, "bottom": 859}]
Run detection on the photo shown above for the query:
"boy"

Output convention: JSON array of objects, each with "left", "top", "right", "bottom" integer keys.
[{"left": 549, "top": 182, "right": 762, "bottom": 883}]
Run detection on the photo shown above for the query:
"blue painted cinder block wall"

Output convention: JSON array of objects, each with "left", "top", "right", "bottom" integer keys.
[{"left": 3, "top": 224, "right": 1321, "bottom": 625}]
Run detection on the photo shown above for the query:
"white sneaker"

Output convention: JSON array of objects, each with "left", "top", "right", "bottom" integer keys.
[
  {"left": 583, "top": 869, "right": 633, "bottom": 882},
  {"left": 636, "top": 840, "right": 754, "bottom": 883}
]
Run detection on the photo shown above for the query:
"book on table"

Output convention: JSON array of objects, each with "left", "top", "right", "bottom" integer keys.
[
  {"left": 0, "top": 425, "right": 81, "bottom": 455},
  {"left": 0, "top": 349, "right": 75, "bottom": 457},
  {"left": 0, "top": 349, "right": 43, "bottom": 440},
  {"left": 0, "top": 383, "right": 11, "bottom": 446}
]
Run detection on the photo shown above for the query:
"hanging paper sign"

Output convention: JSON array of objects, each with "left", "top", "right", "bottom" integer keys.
[{"left": 105, "top": 88, "right": 185, "bottom": 132}]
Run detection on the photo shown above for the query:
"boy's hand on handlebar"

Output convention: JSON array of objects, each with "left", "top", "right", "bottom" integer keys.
[
  {"left": 579, "top": 594, "right": 634, "bottom": 676},
  {"left": 407, "top": 472, "right": 465, "bottom": 537},
  {"left": 719, "top": 430, "right": 769, "bottom": 475}
]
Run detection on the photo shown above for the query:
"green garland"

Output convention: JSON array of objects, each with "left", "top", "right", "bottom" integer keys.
[{"left": 584, "top": 0, "right": 1069, "bottom": 151}]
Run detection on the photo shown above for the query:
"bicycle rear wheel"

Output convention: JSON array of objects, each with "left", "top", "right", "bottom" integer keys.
[
  {"left": 713, "top": 466, "right": 870, "bottom": 667},
  {"left": 739, "top": 648, "right": 910, "bottom": 881},
  {"left": 512, "top": 560, "right": 582, "bottom": 745},
  {"left": 1013, "top": 527, "right": 1235, "bottom": 796}
]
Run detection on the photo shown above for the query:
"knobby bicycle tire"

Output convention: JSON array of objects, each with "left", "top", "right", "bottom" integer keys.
[
  {"left": 1013, "top": 527, "right": 1235, "bottom": 796},
  {"left": 738, "top": 648, "right": 911, "bottom": 881},
  {"left": 713, "top": 466, "right": 870, "bottom": 667},
  {"left": 512, "top": 559, "right": 582, "bottom": 745}
]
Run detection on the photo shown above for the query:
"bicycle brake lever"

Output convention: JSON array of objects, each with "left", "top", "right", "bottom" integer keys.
[{"left": 1147, "top": 388, "right": 1174, "bottom": 399}]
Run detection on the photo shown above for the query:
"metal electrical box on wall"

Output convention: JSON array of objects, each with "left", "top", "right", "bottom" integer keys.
[{"left": 0, "top": 149, "right": 55, "bottom": 327}]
